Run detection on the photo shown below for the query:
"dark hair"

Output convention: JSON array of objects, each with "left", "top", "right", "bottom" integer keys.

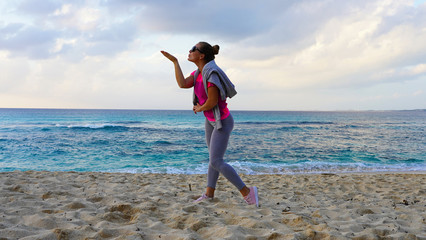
[{"left": 198, "top": 42, "right": 219, "bottom": 62}]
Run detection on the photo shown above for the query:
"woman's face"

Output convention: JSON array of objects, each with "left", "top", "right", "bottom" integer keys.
[{"left": 188, "top": 43, "right": 204, "bottom": 62}]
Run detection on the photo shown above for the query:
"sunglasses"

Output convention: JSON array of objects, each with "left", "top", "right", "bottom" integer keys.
[{"left": 190, "top": 46, "right": 203, "bottom": 53}]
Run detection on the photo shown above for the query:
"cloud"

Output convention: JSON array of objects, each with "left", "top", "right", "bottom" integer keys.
[
  {"left": 18, "top": 0, "right": 60, "bottom": 16},
  {"left": 0, "top": 24, "right": 60, "bottom": 59},
  {"left": 134, "top": 0, "right": 288, "bottom": 41},
  {"left": 413, "top": 90, "right": 423, "bottom": 96},
  {"left": 51, "top": 4, "right": 104, "bottom": 31},
  {"left": 0, "top": 52, "right": 31, "bottom": 93},
  {"left": 222, "top": 0, "right": 426, "bottom": 92},
  {"left": 85, "top": 20, "right": 139, "bottom": 56},
  {"left": 0, "top": 1, "right": 142, "bottom": 59},
  {"left": 0, "top": 0, "right": 425, "bottom": 110}
]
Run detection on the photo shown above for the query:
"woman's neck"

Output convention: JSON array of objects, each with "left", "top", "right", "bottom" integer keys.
[{"left": 195, "top": 61, "right": 207, "bottom": 72}]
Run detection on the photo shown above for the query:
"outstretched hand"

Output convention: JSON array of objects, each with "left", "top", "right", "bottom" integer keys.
[{"left": 160, "top": 51, "right": 178, "bottom": 63}]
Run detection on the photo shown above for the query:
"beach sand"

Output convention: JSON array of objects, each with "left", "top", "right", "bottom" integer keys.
[{"left": 0, "top": 171, "right": 424, "bottom": 239}]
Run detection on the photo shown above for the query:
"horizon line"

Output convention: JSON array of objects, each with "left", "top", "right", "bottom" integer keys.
[{"left": 0, "top": 107, "right": 425, "bottom": 112}]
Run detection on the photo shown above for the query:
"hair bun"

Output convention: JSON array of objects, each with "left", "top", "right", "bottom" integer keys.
[{"left": 212, "top": 45, "right": 220, "bottom": 55}]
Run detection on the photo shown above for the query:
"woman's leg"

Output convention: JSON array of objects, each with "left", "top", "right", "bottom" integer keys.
[
  {"left": 207, "top": 115, "right": 245, "bottom": 190},
  {"left": 205, "top": 119, "right": 219, "bottom": 197}
]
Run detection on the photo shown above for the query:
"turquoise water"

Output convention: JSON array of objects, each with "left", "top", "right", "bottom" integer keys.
[{"left": 0, "top": 108, "right": 424, "bottom": 174}]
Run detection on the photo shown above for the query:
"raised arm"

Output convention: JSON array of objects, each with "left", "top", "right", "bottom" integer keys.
[{"left": 161, "top": 51, "right": 194, "bottom": 89}]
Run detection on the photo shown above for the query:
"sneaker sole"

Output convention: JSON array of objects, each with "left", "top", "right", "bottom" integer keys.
[{"left": 253, "top": 186, "right": 259, "bottom": 207}]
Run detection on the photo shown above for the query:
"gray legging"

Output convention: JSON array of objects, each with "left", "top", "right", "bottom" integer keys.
[{"left": 205, "top": 114, "right": 246, "bottom": 190}]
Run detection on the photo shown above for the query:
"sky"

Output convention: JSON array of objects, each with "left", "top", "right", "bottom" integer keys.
[{"left": 0, "top": 0, "right": 425, "bottom": 111}]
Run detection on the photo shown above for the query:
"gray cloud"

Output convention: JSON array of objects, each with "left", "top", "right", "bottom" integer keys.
[
  {"left": 0, "top": 1, "right": 143, "bottom": 59},
  {"left": 0, "top": 0, "right": 345, "bottom": 59},
  {"left": 2, "top": 0, "right": 426, "bottom": 58},
  {"left": 0, "top": 24, "right": 60, "bottom": 59},
  {"left": 0, "top": 0, "right": 425, "bottom": 110},
  {"left": 18, "top": 0, "right": 61, "bottom": 16},
  {"left": 133, "top": 0, "right": 288, "bottom": 41},
  {"left": 84, "top": 20, "right": 139, "bottom": 56},
  {"left": 0, "top": 23, "right": 25, "bottom": 36}
]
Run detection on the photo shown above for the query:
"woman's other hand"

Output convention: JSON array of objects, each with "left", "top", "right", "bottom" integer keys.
[{"left": 193, "top": 103, "right": 202, "bottom": 114}]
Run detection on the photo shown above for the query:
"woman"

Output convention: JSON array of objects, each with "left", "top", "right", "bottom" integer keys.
[{"left": 161, "top": 42, "right": 259, "bottom": 207}]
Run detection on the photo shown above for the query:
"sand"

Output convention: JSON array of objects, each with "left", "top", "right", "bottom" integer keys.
[{"left": 0, "top": 171, "right": 425, "bottom": 240}]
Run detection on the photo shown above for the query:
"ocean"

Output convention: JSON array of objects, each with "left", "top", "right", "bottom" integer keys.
[{"left": 0, "top": 108, "right": 424, "bottom": 174}]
